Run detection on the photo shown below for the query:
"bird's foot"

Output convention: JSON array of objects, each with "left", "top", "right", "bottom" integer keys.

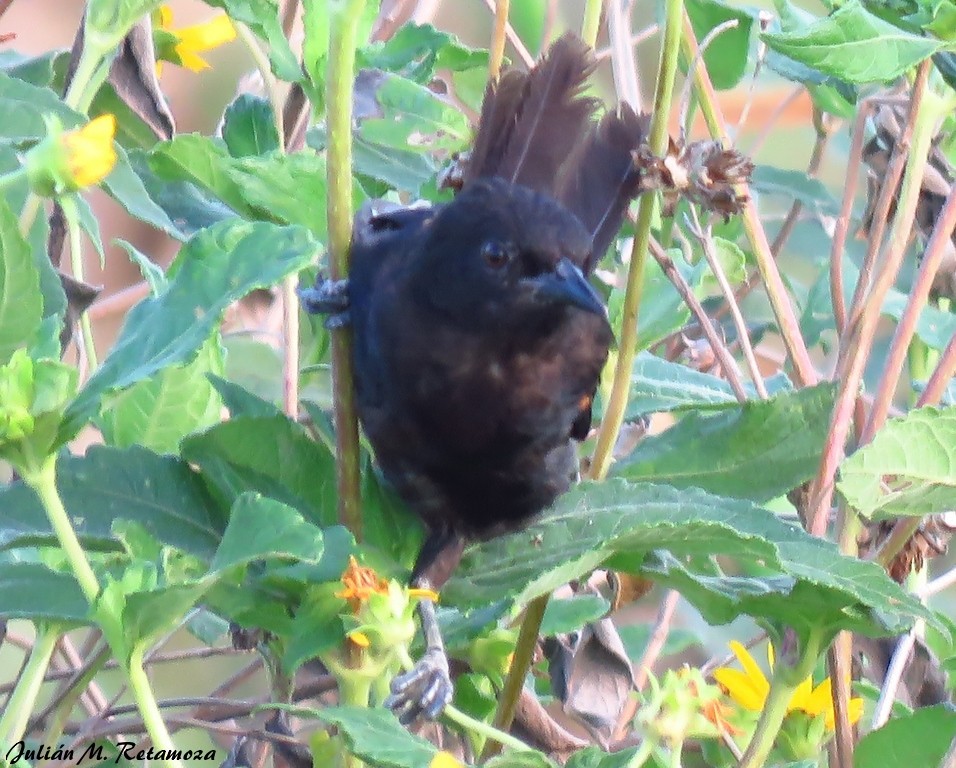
[
  {"left": 297, "top": 277, "right": 350, "bottom": 329},
  {"left": 385, "top": 649, "right": 453, "bottom": 724}
]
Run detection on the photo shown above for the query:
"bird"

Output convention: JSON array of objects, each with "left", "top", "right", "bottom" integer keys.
[{"left": 300, "top": 32, "right": 650, "bottom": 723}]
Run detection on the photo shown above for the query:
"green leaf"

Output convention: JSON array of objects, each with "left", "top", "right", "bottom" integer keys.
[
  {"left": 485, "top": 753, "right": 557, "bottom": 768},
  {"left": 97, "top": 336, "right": 224, "bottom": 454},
  {"left": 211, "top": 493, "right": 324, "bottom": 571},
  {"left": 0, "top": 562, "right": 89, "bottom": 624},
  {"left": 0, "top": 70, "right": 83, "bottom": 141},
  {"left": 540, "top": 595, "right": 610, "bottom": 636},
  {"left": 358, "top": 72, "right": 471, "bottom": 153},
  {"left": 86, "top": 0, "right": 163, "bottom": 48},
  {"left": 103, "top": 145, "right": 184, "bottom": 240},
  {"left": 206, "top": 0, "right": 301, "bottom": 82},
  {"left": 62, "top": 219, "right": 317, "bottom": 438},
  {"left": 121, "top": 580, "right": 212, "bottom": 653},
  {"left": 0, "top": 196, "right": 42, "bottom": 364},
  {"left": 181, "top": 414, "right": 338, "bottom": 528},
  {"left": 566, "top": 747, "right": 648, "bottom": 768},
  {"left": 0, "top": 445, "right": 222, "bottom": 558},
  {"left": 117, "top": 240, "right": 166, "bottom": 293},
  {"left": 221, "top": 94, "right": 280, "bottom": 157},
  {"left": 358, "top": 23, "right": 487, "bottom": 83},
  {"left": 148, "top": 135, "right": 258, "bottom": 218},
  {"left": 761, "top": 1, "right": 942, "bottom": 84},
  {"left": 446, "top": 480, "right": 929, "bottom": 639},
  {"left": 613, "top": 383, "right": 836, "bottom": 502},
  {"left": 837, "top": 407, "right": 956, "bottom": 520},
  {"left": 127, "top": 148, "right": 236, "bottom": 236},
  {"left": 318, "top": 707, "right": 439, "bottom": 768},
  {"left": 621, "top": 352, "right": 792, "bottom": 419},
  {"left": 751, "top": 165, "right": 840, "bottom": 215},
  {"left": 207, "top": 373, "right": 282, "bottom": 418},
  {"left": 0, "top": 51, "right": 58, "bottom": 87},
  {"left": 685, "top": 0, "right": 755, "bottom": 90},
  {"left": 854, "top": 705, "right": 956, "bottom": 768}
]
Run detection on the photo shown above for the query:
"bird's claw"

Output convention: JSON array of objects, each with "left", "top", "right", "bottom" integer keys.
[
  {"left": 384, "top": 649, "right": 453, "bottom": 724},
  {"left": 297, "top": 277, "right": 350, "bottom": 329}
]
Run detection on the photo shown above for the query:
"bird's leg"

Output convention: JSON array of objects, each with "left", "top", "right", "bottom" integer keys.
[
  {"left": 386, "top": 525, "right": 465, "bottom": 723},
  {"left": 297, "top": 275, "right": 350, "bottom": 329}
]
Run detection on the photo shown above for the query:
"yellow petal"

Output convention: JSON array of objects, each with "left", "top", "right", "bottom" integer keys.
[
  {"left": 177, "top": 14, "right": 236, "bottom": 54},
  {"left": 429, "top": 751, "right": 464, "bottom": 768},
  {"left": 731, "top": 640, "right": 770, "bottom": 693},
  {"left": 713, "top": 668, "right": 767, "bottom": 711},
  {"left": 347, "top": 630, "right": 370, "bottom": 648},
  {"left": 408, "top": 587, "right": 439, "bottom": 602},
  {"left": 767, "top": 641, "right": 775, "bottom": 670},
  {"left": 787, "top": 674, "right": 815, "bottom": 714},
  {"left": 175, "top": 47, "right": 210, "bottom": 72},
  {"left": 156, "top": 4, "right": 173, "bottom": 28},
  {"left": 803, "top": 677, "right": 833, "bottom": 717},
  {"left": 63, "top": 114, "right": 117, "bottom": 188},
  {"left": 823, "top": 694, "right": 864, "bottom": 730}
]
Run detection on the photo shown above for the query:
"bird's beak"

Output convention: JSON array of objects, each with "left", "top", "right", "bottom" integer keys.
[{"left": 522, "top": 257, "right": 605, "bottom": 316}]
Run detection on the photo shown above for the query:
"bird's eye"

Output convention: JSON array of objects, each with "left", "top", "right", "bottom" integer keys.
[{"left": 481, "top": 240, "right": 511, "bottom": 269}]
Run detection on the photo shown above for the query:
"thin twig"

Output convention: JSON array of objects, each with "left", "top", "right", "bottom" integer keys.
[
  {"left": 613, "top": 589, "right": 681, "bottom": 740},
  {"left": 649, "top": 238, "right": 749, "bottom": 401},
  {"left": 920, "top": 564, "right": 956, "bottom": 598},
  {"left": 807, "top": 61, "right": 936, "bottom": 538},
  {"left": 480, "top": 0, "right": 534, "bottom": 67},
  {"left": 871, "top": 624, "right": 921, "bottom": 729},
  {"left": 489, "top": 0, "right": 510, "bottom": 80},
  {"left": 681, "top": 11, "right": 817, "bottom": 388},
  {"left": 863, "top": 186, "right": 956, "bottom": 442},
  {"left": 687, "top": 210, "right": 767, "bottom": 398},
  {"left": 594, "top": 24, "right": 659, "bottom": 61},
  {"left": 606, "top": 0, "right": 642, "bottom": 109},
  {"left": 677, "top": 19, "right": 739, "bottom": 142},
  {"left": 745, "top": 85, "right": 804, "bottom": 157},
  {"left": 916, "top": 332, "right": 956, "bottom": 407}
]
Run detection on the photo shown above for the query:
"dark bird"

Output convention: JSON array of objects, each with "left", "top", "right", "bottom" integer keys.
[{"left": 301, "top": 33, "right": 649, "bottom": 723}]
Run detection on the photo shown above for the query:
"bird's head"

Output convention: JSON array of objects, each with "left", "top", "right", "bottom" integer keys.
[{"left": 414, "top": 178, "right": 606, "bottom": 330}]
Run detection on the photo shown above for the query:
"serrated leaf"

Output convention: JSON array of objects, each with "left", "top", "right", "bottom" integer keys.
[
  {"left": 181, "top": 414, "right": 338, "bottom": 528},
  {"left": 121, "top": 580, "right": 212, "bottom": 652},
  {"left": 621, "top": 351, "right": 792, "bottom": 419},
  {"left": 0, "top": 195, "right": 42, "bottom": 364},
  {"left": 0, "top": 445, "right": 222, "bottom": 558},
  {"left": 540, "top": 595, "right": 610, "bottom": 636},
  {"left": 761, "top": 1, "right": 942, "bottom": 83},
  {"left": 854, "top": 704, "right": 956, "bottom": 768},
  {"left": 117, "top": 239, "right": 166, "bottom": 293},
  {"left": 211, "top": 493, "right": 324, "bottom": 571},
  {"left": 0, "top": 562, "right": 89, "bottom": 624},
  {"left": 62, "top": 220, "right": 317, "bottom": 438},
  {"left": 445, "top": 480, "right": 929, "bottom": 639},
  {"left": 207, "top": 373, "right": 282, "bottom": 418},
  {"left": 0, "top": 70, "right": 83, "bottom": 141},
  {"left": 221, "top": 94, "right": 280, "bottom": 157},
  {"left": 685, "top": 0, "right": 755, "bottom": 90},
  {"left": 751, "top": 165, "right": 840, "bottom": 214},
  {"left": 613, "top": 383, "right": 836, "bottom": 502},
  {"left": 103, "top": 145, "right": 184, "bottom": 240},
  {"left": 97, "top": 336, "right": 224, "bottom": 454},
  {"left": 318, "top": 707, "right": 439, "bottom": 768},
  {"left": 837, "top": 407, "right": 956, "bottom": 520}
]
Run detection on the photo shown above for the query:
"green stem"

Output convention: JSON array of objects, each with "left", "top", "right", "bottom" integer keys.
[
  {"left": 127, "top": 646, "right": 183, "bottom": 768},
  {"left": 581, "top": 0, "right": 604, "bottom": 48},
  {"left": 0, "top": 166, "right": 28, "bottom": 191},
  {"left": 443, "top": 703, "right": 534, "bottom": 754},
  {"left": 739, "top": 632, "right": 821, "bottom": 768},
  {"left": 24, "top": 454, "right": 100, "bottom": 603},
  {"left": 589, "top": 0, "right": 684, "bottom": 481},
  {"left": 481, "top": 593, "right": 549, "bottom": 761},
  {"left": 326, "top": 0, "right": 365, "bottom": 540},
  {"left": 61, "top": 195, "right": 98, "bottom": 372},
  {"left": 626, "top": 737, "right": 658, "bottom": 768},
  {"left": 0, "top": 624, "right": 60, "bottom": 747}
]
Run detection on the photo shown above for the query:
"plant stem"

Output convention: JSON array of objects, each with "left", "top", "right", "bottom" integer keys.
[
  {"left": 0, "top": 165, "right": 28, "bottom": 191},
  {"left": 489, "top": 0, "right": 510, "bottom": 80},
  {"left": 581, "top": 0, "right": 604, "bottom": 48},
  {"left": 0, "top": 624, "right": 60, "bottom": 747},
  {"left": 443, "top": 703, "right": 534, "bottom": 754},
  {"left": 127, "top": 646, "right": 183, "bottom": 768},
  {"left": 589, "top": 0, "right": 684, "bottom": 481},
  {"left": 25, "top": 454, "right": 100, "bottom": 603},
  {"left": 326, "top": 0, "right": 366, "bottom": 539},
  {"left": 738, "top": 632, "right": 820, "bottom": 768},
  {"left": 61, "top": 195, "right": 98, "bottom": 372},
  {"left": 480, "top": 593, "right": 550, "bottom": 760}
]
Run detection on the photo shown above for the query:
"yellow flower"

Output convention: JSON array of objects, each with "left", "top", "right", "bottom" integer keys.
[
  {"left": 429, "top": 752, "right": 464, "bottom": 768},
  {"left": 61, "top": 114, "right": 117, "bottom": 188},
  {"left": 713, "top": 641, "right": 863, "bottom": 730},
  {"left": 154, "top": 5, "right": 236, "bottom": 73}
]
